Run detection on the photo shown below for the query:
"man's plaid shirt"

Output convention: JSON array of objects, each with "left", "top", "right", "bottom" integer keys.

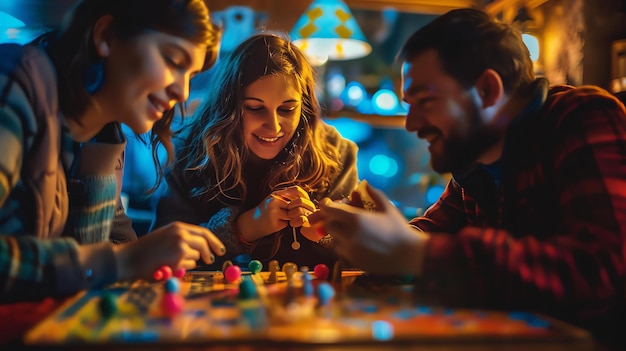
[{"left": 410, "top": 80, "right": 626, "bottom": 331}]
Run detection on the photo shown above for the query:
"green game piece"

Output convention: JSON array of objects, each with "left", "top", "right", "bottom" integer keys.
[
  {"left": 99, "top": 292, "right": 118, "bottom": 319},
  {"left": 248, "top": 260, "right": 263, "bottom": 274}
]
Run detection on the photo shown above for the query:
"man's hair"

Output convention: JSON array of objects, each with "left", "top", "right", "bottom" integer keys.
[{"left": 398, "top": 7, "right": 534, "bottom": 94}]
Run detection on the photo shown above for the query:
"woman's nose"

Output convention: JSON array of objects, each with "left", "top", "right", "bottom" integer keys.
[{"left": 168, "top": 73, "right": 190, "bottom": 103}]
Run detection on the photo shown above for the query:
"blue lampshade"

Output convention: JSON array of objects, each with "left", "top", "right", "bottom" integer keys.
[{"left": 290, "top": 0, "right": 371, "bottom": 65}]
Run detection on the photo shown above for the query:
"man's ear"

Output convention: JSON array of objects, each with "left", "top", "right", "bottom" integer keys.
[
  {"left": 475, "top": 69, "right": 504, "bottom": 108},
  {"left": 91, "top": 15, "right": 114, "bottom": 57}
]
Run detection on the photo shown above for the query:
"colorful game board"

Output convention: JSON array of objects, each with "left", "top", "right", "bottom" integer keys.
[{"left": 24, "top": 268, "right": 591, "bottom": 348}]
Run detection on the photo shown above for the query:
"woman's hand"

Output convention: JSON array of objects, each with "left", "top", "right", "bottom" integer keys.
[
  {"left": 113, "top": 221, "right": 225, "bottom": 281},
  {"left": 236, "top": 185, "right": 316, "bottom": 242}
]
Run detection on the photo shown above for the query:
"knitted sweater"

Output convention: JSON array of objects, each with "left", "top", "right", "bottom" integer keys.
[{"left": 0, "top": 43, "right": 133, "bottom": 301}]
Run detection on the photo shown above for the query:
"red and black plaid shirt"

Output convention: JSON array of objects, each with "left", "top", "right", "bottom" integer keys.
[{"left": 410, "top": 80, "right": 626, "bottom": 332}]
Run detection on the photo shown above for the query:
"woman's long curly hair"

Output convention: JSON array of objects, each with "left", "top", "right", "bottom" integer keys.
[
  {"left": 176, "top": 33, "right": 342, "bottom": 204},
  {"left": 38, "top": 0, "right": 221, "bottom": 188}
]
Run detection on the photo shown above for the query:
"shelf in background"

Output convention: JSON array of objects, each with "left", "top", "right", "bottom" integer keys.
[{"left": 324, "top": 110, "right": 406, "bottom": 128}]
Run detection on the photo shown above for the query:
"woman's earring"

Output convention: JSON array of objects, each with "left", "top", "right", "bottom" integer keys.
[{"left": 84, "top": 59, "right": 105, "bottom": 94}]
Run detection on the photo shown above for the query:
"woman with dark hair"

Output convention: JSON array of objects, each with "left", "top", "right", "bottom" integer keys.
[
  {"left": 0, "top": 0, "right": 225, "bottom": 301},
  {"left": 153, "top": 34, "right": 359, "bottom": 270}
]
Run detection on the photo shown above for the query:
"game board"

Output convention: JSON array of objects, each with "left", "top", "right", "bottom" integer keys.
[{"left": 24, "top": 267, "right": 592, "bottom": 349}]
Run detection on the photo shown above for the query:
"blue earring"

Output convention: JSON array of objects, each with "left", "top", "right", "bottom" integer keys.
[{"left": 84, "top": 59, "right": 104, "bottom": 94}]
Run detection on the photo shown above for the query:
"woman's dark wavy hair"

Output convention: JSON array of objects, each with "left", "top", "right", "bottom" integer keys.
[
  {"left": 38, "top": 0, "right": 221, "bottom": 188},
  {"left": 176, "top": 33, "right": 342, "bottom": 205},
  {"left": 397, "top": 7, "right": 534, "bottom": 95}
]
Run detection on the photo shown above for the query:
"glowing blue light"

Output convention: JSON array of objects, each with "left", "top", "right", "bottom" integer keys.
[
  {"left": 369, "top": 154, "right": 398, "bottom": 178},
  {"left": 326, "top": 69, "right": 346, "bottom": 98},
  {"left": 340, "top": 81, "right": 366, "bottom": 106},
  {"left": 348, "top": 85, "right": 364, "bottom": 101},
  {"left": 0, "top": 12, "right": 25, "bottom": 28},
  {"left": 372, "top": 88, "right": 399, "bottom": 115},
  {"left": 324, "top": 117, "right": 372, "bottom": 144},
  {"left": 426, "top": 184, "right": 445, "bottom": 206}
]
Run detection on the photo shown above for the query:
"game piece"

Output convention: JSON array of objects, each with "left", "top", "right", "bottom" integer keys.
[
  {"left": 233, "top": 254, "right": 252, "bottom": 267},
  {"left": 173, "top": 267, "right": 186, "bottom": 279},
  {"left": 224, "top": 265, "right": 242, "bottom": 283},
  {"left": 164, "top": 277, "right": 180, "bottom": 294},
  {"left": 153, "top": 265, "right": 173, "bottom": 281},
  {"left": 248, "top": 260, "right": 263, "bottom": 274},
  {"left": 301, "top": 267, "right": 314, "bottom": 297},
  {"left": 98, "top": 292, "right": 117, "bottom": 319},
  {"left": 313, "top": 263, "right": 329, "bottom": 280},
  {"left": 372, "top": 320, "right": 394, "bottom": 341},
  {"left": 24, "top": 267, "right": 594, "bottom": 346},
  {"left": 268, "top": 260, "right": 279, "bottom": 283},
  {"left": 160, "top": 293, "right": 184, "bottom": 317},
  {"left": 317, "top": 282, "right": 335, "bottom": 306},
  {"left": 237, "top": 277, "right": 258, "bottom": 300},
  {"left": 282, "top": 262, "right": 298, "bottom": 280},
  {"left": 222, "top": 260, "right": 233, "bottom": 272},
  {"left": 153, "top": 269, "right": 163, "bottom": 281}
]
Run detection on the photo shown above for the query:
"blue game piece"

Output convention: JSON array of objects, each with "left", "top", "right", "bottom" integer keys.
[
  {"left": 317, "top": 282, "right": 335, "bottom": 306},
  {"left": 164, "top": 277, "right": 180, "bottom": 293},
  {"left": 233, "top": 254, "right": 252, "bottom": 267},
  {"left": 238, "top": 277, "right": 258, "bottom": 300},
  {"left": 301, "top": 269, "right": 314, "bottom": 297}
]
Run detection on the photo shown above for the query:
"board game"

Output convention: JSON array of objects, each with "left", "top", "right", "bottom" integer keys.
[{"left": 23, "top": 262, "right": 592, "bottom": 349}]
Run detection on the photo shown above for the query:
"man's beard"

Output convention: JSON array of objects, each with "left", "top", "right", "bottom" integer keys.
[{"left": 430, "top": 108, "right": 499, "bottom": 174}]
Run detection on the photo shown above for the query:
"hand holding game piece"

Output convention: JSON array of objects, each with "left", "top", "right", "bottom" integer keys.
[
  {"left": 248, "top": 260, "right": 263, "bottom": 274},
  {"left": 113, "top": 221, "right": 226, "bottom": 282},
  {"left": 313, "top": 264, "right": 329, "bottom": 280},
  {"left": 224, "top": 265, "right": 242, "bottom": 283},
  {"left": 236, "top": 186, "right": 316, "bottom": 243},
  {"left": 316, "top": 182, "right": 430, "bottom": 276}
]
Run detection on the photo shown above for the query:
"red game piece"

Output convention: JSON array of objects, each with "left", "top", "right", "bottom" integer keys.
[
  {"left": 313, "top": 263, "right": 329, "bottom": 280},
  {"left": 161, "top": 293, "right": 184, "bottom": 316},
  {"left": 174, "top": 267, "right": 186, "bottom": 278},
  {"left": 161, "top": 266, "right": 173, "bottom": 280},
  {"left": 224, "top": 265, "right": 242, "bottom": 283},
  {"left": 153, "top": 265, "right": 173, "bottom": 281}
]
